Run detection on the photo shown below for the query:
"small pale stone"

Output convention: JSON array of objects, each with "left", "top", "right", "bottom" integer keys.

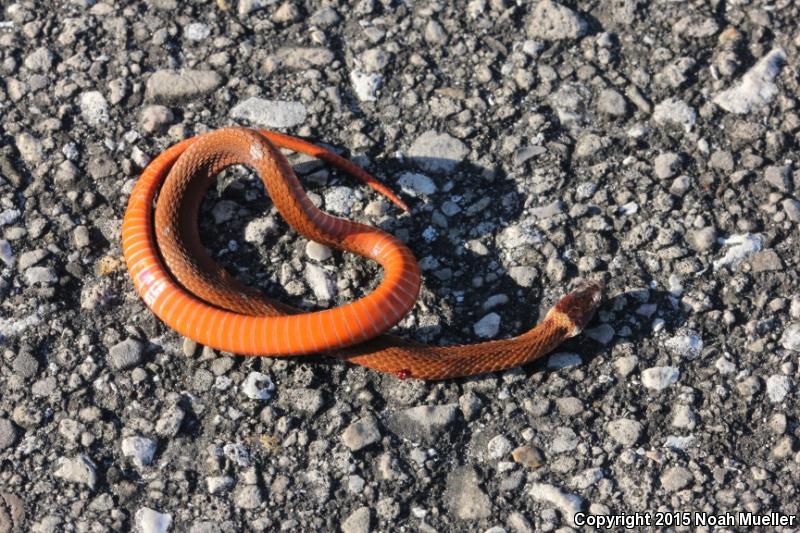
[
  {"left": 122, "top": 436, "right": 157, "bottom": 468},
  {"left": 525, "top": 0, "right": 587, "bottom": 41},
  {"left": 305, "top": 263, "right": 336, "bottom": 301},
  {"left": 487, "top": 435, "right": 513, "bottom": 460},
  {"left": 780, "top": 323, "right": 800, "bottom": 351},
  {"left": 407, "top": 131, "right": 468, "bottom": 174},
  {"left": 134, "top": 508, "right": 172, "bottom": 533},
  {"left": 664, "top": 332, "right": 703, "bottom": 359},
  {"left": 305, "top": 241, "right": 332, "bottom": 261},
  {"left": 766, "top": 375, "right": 792, "bottom": 403},
  {"left": 341, "top": 507, "right": 371, "bottom": 533},
  {"left": 241, "top": 371, "right": 275, "bottom": 400},
  {"left": 607, "top": 418, "right": 643, "bottom": 446},
  {"left": 713, "top": 48, "right": 786, "bottom": 114},
  {"left": 445, "top": 466, "right": 491, "bottom": 520},
  {"left": 108, "top": 339, "right": 144, "bottom": 370},
  {"left": 397, "top": 172, "right": 437, "bottom": 196},
  {"left": 145, "top": 69, "right": 222, "bottom": 104},
  {"left": 350, "top": 71, "right": 382, "bottom": 102},
  {"left": 230, "top": 97, "right": 307, "bottom": 128},
  {"left": 641, "top": 366, "right": 680, "bottom": 391},
  {"left": 54, "top": 455, "right": 97, "bottom": 488},
  {"left": 474, "top": 313, "right": 501, "bottom": 339},
  {"left": 528, "top": 483, "right": 583, "bottom": 526},
  {"left": 80, "top": 91, "right": 109, "bottom": 126},
  {"left": 341, "top": 415, "right": 381, "bottom": 452},
  {"left": 653, "top": 98, "right": 697, "bottom": 131},
  {"left": 660, "top": 466, "right": 693, "bottom": 492}
]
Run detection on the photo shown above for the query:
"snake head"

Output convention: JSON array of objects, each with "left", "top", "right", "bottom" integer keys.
[{"left": 551, "top": 280, "right": 604, "bottom": 337}]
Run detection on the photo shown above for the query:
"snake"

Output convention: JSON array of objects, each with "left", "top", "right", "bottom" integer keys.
[{"left": 121, "top": 127, "right": 602, "bottom": 380}]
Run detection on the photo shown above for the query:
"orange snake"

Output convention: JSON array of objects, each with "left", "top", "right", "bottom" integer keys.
[{"left": 121, "top": 127, "right": 602, "bottom": 380}]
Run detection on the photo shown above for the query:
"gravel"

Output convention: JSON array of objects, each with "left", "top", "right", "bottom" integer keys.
[
  {"left": 230, "top": 97, "right": 307, "bottom": 129},
  {"left": 2, "top": 1, "right": 800, "bottom": 530}
]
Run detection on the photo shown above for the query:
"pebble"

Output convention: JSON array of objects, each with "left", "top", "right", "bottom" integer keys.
[
  {"left": 652, "top": 98, "right": 697, "bottom": 131},
  {"left": 512, "top": 145, "right": 546, "bottom": 166},
  {"left": 323, "top": 186, "right": 358, "bottom": 215},
  {"left": 664, "top": 332, "right": 703, "bottom": 359},
  {"left": 341, "top": 506, "right": 371, "bottom": 533},
  {"left": 607, "top": 418, "right": 643, "bottom": 446},
  {"left": 654, "top": 152, "right": 682, "bottom": 180},
  {"left": 407, "top": 131, "right": 468, "bottom": 173},
  {"left": 584, "top": 324, "right": 614, "bottom": 344},
  {"left": 241, "top": 371, "right": 275, "bottom": 400},
  {"left": 525, "top": 0, "right": 587, "bottom": 40},
  {"left": 206, "top": 476, "right": 235, "bottom": 495},
  {"left": 764, "top": 165, "right": 793, "bottom": 191},
  {"left": 135, "top": 508, "right": 172, "bottom": 533},
  {"left": 24, "top": 46, "right": 54, "bottom": 72},
  {"left": 687, "top": 227, "right": 716, "bottom": 252},
  {"left": 223, "top": 443, "right": 251, "bottom": 467},
  {"left": 108, "top": 339, "right": 144, "bottom": 371},
  {"left": 570, "top": 467, "right": 604, "bottom": 490},
  {"left": 238, "top": 0, "right": 269, "bottom": 15},
  {"left": 230, "top": 97, "right": 307, "bottom": 128},
  {"left": 277, "top": 388, "right": 325, "bottom": 416},
  {"left": 397, "top": 172, "right": 437, "bottom": 196},
  {"left": 766, "top": 375, "right": 792, "bottom": 403},
  {"left": 273, "top": 2, "right": 301, "bottom": 23},
  {"left": 459, "top": 391, "right": 483, "bottom": 420},
  {"left": 445, "top": 466, "right": 491, "bottom": 520},
  {"left": 782, "top": 199, "right": 800, "bottom": 222},
  {"left": 597, "top": 88, "right": 627, "bottom": 116},
  {"left": 305, "top": 241, "right": 332, "bottom": 261},
  {"left": 184, "top": 22, "right": 210, "bottom": 41},
  {"left": 384, "top": 404, "right": 459, "bottom": 444},
  {"left": 140, "top": 105, "right": 174, "bottom": 133},
  {"left": 660, "top": 466, "right": 693, "bottom": 492},
  {"left": 79, "top": 91, "right": 109, "bottom": 127},
  {"left": 341, "top": 415, "right": 381, "bottom": 452},
  {"left": 15, "top": 133, "right": 42, "bottom": 164},
  {"left": 550, "top": 427, "right": 579, "bottom": 453},
  {"left": 121, "top": 436, "right": 157, "bottom": 468},
  {"left": 73, "top": 226, "right": 90, "bottom": 248},
  {"left": 473, "top": 312, "right": 501, "bottom": 339},
  {"left": 487, "top": 435, "right": 513, "bottom": 460},
  {"left": 24, "top": 266, "right": 57, "bottom": 286},
  {"left": 0, "top": 240, "right": 13, "bottom": 267},
  {"left": 780, "top": 323, "right": 800, "bottom": 351},
  {"left": 713, "top": 233, "right": 762, "bottom": 271},
  {"left": 145, "top": 69, "right": 222, "bottom": 104},
  {"left": 671, "top": 404, "right": 696, "bottom": 429},
  {"left": 53, "top": 455, "right": 98, "bottom": 488},
  {"left": 528, "top": 483, "right": 582, "bottom": 527},
  {"left": 512, "top": 445, "right": 544, "bottom": 468},
  {"left": 244, "top": 216, "right": 279, "bottom": 244},
  {"left": 713, "top": 48, "right": 786, "bottom": 114},
  {"left": 155, "top": 405, "right": 185, "bottom": 438},
  {"left": 547, "top": 352, "right": 582, "bottom": 369},
  {"left": 750, "top": 249, "right": 782, "bottom": 273},
  {"left": 641, "top": 366, "right": 680, "bottom": 391},
  {"left": 350, "top": 70, "right": 382, "bottom": 102},
  {"left": 0, "top": 418, "right": 18, "bottom": 451},
  {"left": 304, "top": 263, "right": 336, "bottom": 301},
  {"left": 234, "top": 485, "right": 263, "bottom": 509},
  {"left": 508, "top": 266, "right": 537, "bottom": 288}
]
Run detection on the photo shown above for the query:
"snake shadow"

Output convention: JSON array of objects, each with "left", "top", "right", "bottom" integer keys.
[{"left": 198, "top": 147, "right": 685, "bottom": 382}]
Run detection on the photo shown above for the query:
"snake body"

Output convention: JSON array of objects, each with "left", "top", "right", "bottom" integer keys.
[{"left": 121, "top": 128, "right": 602, "bottom": 380}]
